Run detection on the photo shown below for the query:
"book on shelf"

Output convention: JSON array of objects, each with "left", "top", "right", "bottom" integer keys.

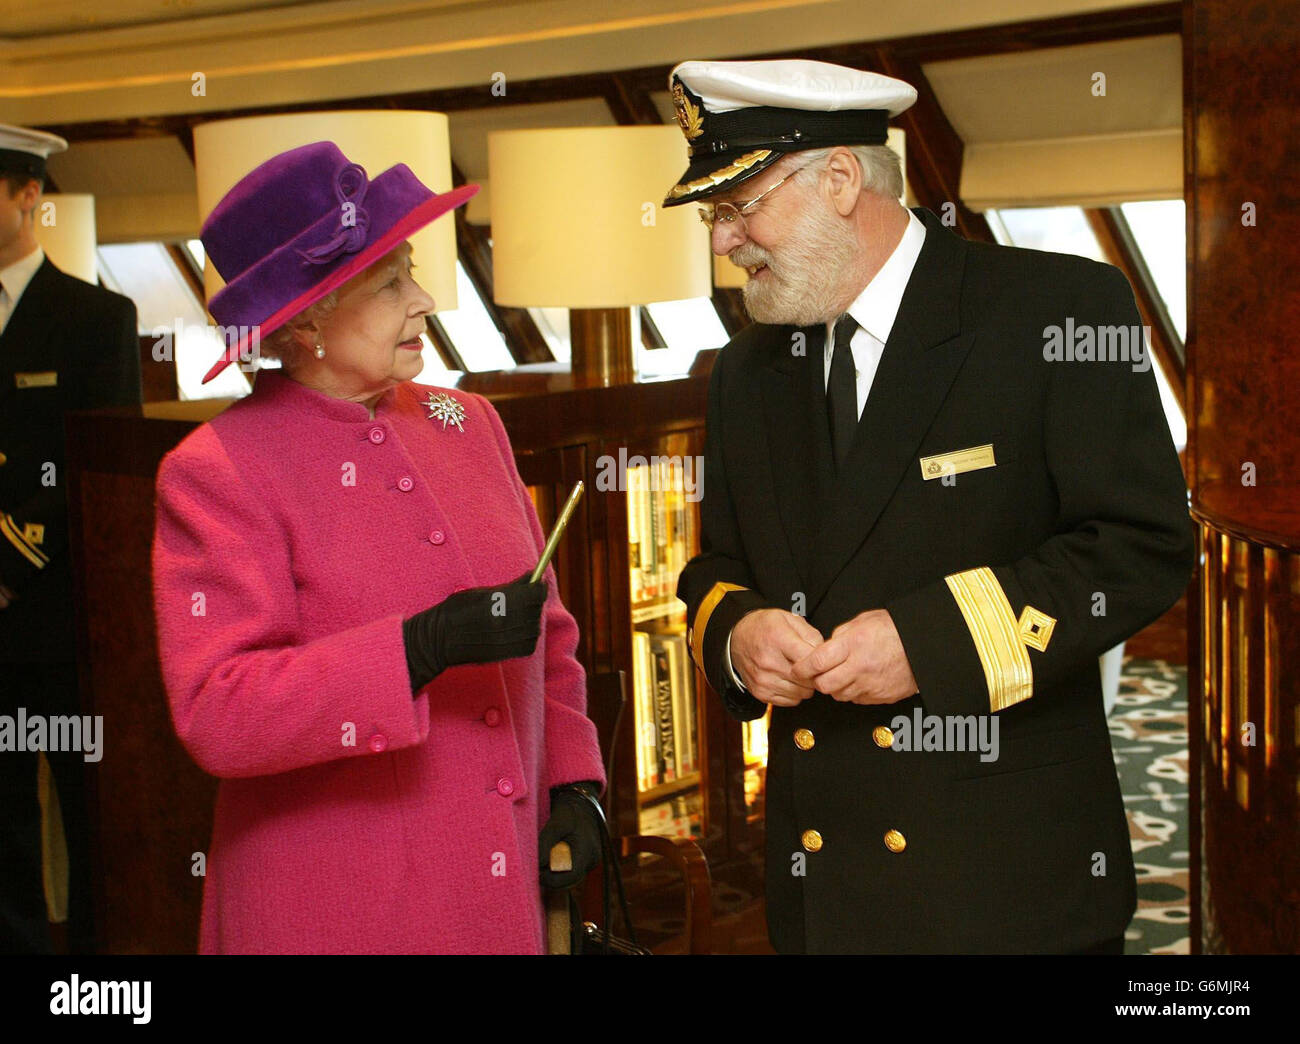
[
  {"left": 633, "top": 630, "right": 659, "bottom": 790},
  {"left": 651, "top": 640, "right": 678, "bottom": 784},
  {"left": 639, "top": 789, "right": 703, "bottom": 839},
  {"left": 632, "top": 630, "right": 699, "bottom": 793},
  {"left": 663, "top": 634, "right": 694, "bottom": 777},
  {"left": 627, "top": 461, "right": 696, "bottom": 611}
]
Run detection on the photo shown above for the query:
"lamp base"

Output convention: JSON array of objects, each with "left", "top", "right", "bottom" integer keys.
[{"left": 570, "top": 307, "right": 635, "bottom": 386}]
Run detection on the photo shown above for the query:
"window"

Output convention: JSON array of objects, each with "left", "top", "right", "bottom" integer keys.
[
  {"left": 98, "top": 241, "right": 253, "bottom": 401},
  {"left": 986, "top": 206, "right": 1106, "bottom": 262},
  {"left": 526, "top": 307, "right": 571, "bottom": 365},
  {"left": 640, "top": 298, "right": 730, "bottom": 379},
  {"left": 97, "top": 241, "right": 202, "bottom": 337},
  {"left": 1120, "top": 200, "right": 1186, "bottom": 342},
  {"left": 986, "top": 204, "right": 1185, "bottom": 450},
  {"left": 435, "top": 262, "right": 516, "bottom": 372}
]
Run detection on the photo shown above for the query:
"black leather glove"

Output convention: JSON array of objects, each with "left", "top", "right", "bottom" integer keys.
[
  {"left": 539, "top": 782, "right": 605, "bottom": 889},
  {"left": 401, "top": 571, "right": 547, "bottom": 692}
]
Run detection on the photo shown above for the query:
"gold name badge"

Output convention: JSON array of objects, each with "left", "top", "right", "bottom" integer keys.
[
  {"left": 15, "top": 371, "right": 58, "bottom": 389},
  {"left": 920, "top": 443, "right": 996, "bottom": 481}
]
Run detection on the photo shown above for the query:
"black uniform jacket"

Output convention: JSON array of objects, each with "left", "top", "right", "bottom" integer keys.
[
  {"left": 678, "top": 207, "right": 1195, "bottom": 954},
  {"left": 0, "top": 257, "right": 141, "bottom": 663}
]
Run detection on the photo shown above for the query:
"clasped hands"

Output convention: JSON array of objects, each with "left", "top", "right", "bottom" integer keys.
[{"left": 730, "top": 607, "right": 919, "bottom": 707}]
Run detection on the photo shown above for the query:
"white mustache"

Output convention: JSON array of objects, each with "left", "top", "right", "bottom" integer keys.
[{"left": 728, "top": 246, "right": 774, "bottom": 272}]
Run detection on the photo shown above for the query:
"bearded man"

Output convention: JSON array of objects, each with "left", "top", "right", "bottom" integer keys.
[{"left": 667, "top": 60, "right": 1194, "bottom": 954}]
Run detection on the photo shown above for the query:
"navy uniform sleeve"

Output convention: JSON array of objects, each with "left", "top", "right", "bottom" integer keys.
[
  {"left": 0, "top": 291, "right": 140, "bottom": 593},
  {"left": 677, "top": 346, "right": 770, "bottom": 721},
  {"left": 886, "top": 265, "right": 1195, "bottom": 717}
]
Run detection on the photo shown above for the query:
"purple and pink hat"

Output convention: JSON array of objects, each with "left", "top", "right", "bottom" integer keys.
[{"left": 199, "top": 140, "right": 477, "bottom": 383}]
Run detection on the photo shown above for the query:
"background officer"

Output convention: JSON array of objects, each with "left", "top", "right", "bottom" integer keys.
[{"left": 0, "top": 123, "right": 142, "bottom": 953}]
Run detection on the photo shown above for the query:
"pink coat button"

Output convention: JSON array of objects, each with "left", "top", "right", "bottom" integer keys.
[
  {"left": 496, "top": 777, "right": 514, "bottom": 797},
  {"left": 367, "top": 426, "right": 385, "bottom": 445},
  {"left": 368, "top": 733, "right": 388, "bottom": 753},
  {"left": 429, "top": 529, "right": 445, "bottom": 545},
  {"left": 483, "top": 707, "right": 502, "bottom": 727},
  {"left": 397, "top": 476, "right": 414, "bottom": 492}
]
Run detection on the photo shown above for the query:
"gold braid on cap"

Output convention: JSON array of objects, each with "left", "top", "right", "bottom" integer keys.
[
  {"left": 672, "top": 81, "right": 704, "bottom": 140},
  {"left": 667, "top": 149, "right": 774, "bottom": 200}
]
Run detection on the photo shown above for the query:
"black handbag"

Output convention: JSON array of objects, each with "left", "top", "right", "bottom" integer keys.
[{"left": 566, "top": 790, "right": 650, "bottom": 956}]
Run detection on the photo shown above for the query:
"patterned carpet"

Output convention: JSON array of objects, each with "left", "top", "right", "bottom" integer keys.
[{"left": 1111, "top": 656, "right": 1191, "bottom": 955}]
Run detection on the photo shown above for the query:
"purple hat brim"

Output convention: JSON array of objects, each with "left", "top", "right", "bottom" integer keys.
[{"left": 202, "top": 181, "right": 478, "bottom": 384}]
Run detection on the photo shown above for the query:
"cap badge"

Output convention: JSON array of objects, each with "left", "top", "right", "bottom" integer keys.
[
  {"left": 671, "top": 81, "right": 704, "bottom": 140},
  {"left": 424, "top": 391, "right": 466, "bottom": 432}
]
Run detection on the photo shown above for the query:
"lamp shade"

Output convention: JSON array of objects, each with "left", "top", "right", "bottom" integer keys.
[
  {"left": 489, "top": 126, "right": 710, "bottom": 308},
  {"left": 34, "top": 194, "right": 98, "bottom": 284},
  {"left": 193, "top": 111, "right": 461, "bottom": 313}
]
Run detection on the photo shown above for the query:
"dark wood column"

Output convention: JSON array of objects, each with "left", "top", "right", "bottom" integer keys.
[{"left": 1186, "top": 0, "right": 1300, "bottom": 954}]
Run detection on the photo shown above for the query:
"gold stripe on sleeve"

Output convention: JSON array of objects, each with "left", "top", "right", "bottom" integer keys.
[
  {"left": 944, "top": 567, "right": 1033, "bottom": 712},
  {"left": 1, "top": 513, "right": 48, "bottom": 569},
  {"left": 689, "top": 582, "right": 747, "bottom": 675},
  {"left": 1018, "top": 605, "right": 1056, "bottom": 652}
]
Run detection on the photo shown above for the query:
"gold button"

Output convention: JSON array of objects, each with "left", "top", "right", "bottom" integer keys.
[
  {"left": 884, "top": 829, "right": 906, "bottom": 853},
  {"left": 793, "top": 728, "right": 815, "bottom": 750},
  {"left": 0, "top": 451, "right": 7, "bottom": 465},
  {"left": 872, "top": 725, "right": 894, "bottom": 749},
  {"left": 801, "top": 829, "right": 823, "bottom": 853}
]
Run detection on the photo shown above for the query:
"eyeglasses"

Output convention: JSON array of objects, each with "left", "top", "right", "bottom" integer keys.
[{"left": 697, "top": 162, "right": 813, "bottom": 234}]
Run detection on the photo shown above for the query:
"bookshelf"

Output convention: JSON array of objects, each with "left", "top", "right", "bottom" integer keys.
[{"left": 627, "top": 454, "right": 703, "bottom": 839}]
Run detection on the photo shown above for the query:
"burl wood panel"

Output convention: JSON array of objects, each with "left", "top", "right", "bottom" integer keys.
[
  {"left": 1186, "top": 0, "right": 1300, "bottom": 524},
  {"left": 76, "top": 470, "right": 215, "bottom": 954},
  {"left": 1187, "top": 0, "right": 1300, "bottom": 954}
]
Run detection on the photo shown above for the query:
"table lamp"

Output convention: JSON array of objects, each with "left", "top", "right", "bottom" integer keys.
[{"left": 489, "top": 126, "right": 710, "bottom": 384}]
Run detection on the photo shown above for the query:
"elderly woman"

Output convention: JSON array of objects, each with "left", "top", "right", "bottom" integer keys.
[{"left": 152, "top": 141, "right": 605, "bottom": 954}]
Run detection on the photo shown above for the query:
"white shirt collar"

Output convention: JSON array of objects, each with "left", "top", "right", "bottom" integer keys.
[
  {"left": 835, "top": 208, "right": 925, "bottom": 344},
  {"left": 0, "top": 245, "right": 46, "bottom": 306}
]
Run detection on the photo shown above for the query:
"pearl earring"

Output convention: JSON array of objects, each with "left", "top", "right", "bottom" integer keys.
[{"left": 314, "top": 339, "right": 326, "bottom": 359}]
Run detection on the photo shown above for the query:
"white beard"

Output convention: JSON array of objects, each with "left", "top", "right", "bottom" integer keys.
[{"left": 733, "top": 201, "right": 861, "bottom": 327}]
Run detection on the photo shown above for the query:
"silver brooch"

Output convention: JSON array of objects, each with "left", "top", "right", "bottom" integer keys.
[{"left": 424, "top": 391, "right": 466, "bottom": 432}]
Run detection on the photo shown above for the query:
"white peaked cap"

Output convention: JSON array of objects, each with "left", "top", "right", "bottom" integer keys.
[
  {"left": 663, "top": 59, "right": 915, "bottom": 206},
  {"left": 0, "top": 123, "right": 69, "bottom": 180},
  {"left": 672, "top": 59, "right": 917, "bottom": 117}
]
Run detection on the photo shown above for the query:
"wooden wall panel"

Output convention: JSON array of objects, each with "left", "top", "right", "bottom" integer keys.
[{"left": 1186, "top": 0, "right": 1300, "bottom": 954}]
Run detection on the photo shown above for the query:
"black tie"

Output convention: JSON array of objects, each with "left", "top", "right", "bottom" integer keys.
[{"left": 827, "top": 314, "right": 858, "bottom": 468}]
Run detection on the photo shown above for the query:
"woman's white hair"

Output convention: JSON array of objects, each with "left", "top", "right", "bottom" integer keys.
[
  {"left": 788, "top": 144, "right": 904, "bottom": 202},
  {"left": 258, "top": 291, "right": 340, "bottom": 364},
  {"left": 256, "top": 249, "right": 404, "bottom": 365}
]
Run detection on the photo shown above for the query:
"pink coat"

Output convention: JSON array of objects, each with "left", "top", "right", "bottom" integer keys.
[{"left": 151, "top": 370, "right": 604, "bottom": 954}]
